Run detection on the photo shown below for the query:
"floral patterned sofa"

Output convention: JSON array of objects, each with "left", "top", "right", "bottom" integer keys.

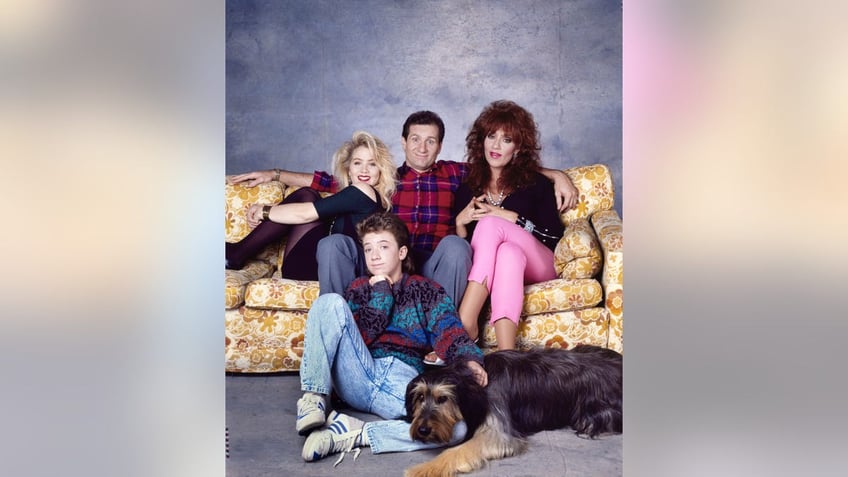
[{"left": 225, "top": 164, "right": 622, "bottom": 373}]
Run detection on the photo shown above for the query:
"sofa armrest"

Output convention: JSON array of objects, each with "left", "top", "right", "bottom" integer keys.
[
  {"left": 591, "top": 209, "right": 623, "bottom": 352},
  {"left": 225, "top": 181, "right": 286, "bottom": 242},
  {"left": 225, "top": 180, "right": 287, "bottom": 271},
  {"left": 554, "top": 218, "right": 603, "bottom": 279}
]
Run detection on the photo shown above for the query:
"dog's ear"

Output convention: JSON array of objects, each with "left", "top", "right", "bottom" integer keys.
[
  {"left": 449, "top": 361, "right": 489, "bottom": 434},
  {"left": 403, "top": 375, "right": 423, "bottom": 423}
]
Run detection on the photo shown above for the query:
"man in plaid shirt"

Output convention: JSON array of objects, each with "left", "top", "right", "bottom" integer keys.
[{"left": 227, "top": 111, "right": 578, "bottom": 304}]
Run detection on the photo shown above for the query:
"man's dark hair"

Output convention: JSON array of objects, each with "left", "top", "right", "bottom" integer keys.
[{"left": 402, "top": 110, "right": 445, "bottom": 144}]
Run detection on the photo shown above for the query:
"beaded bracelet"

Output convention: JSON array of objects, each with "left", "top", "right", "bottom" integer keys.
[{"left": 516, "top": 216, "right": 559, "bottom": 240}]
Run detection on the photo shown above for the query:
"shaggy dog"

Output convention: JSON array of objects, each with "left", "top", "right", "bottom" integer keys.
[{"left": 403, "top": 345, "right": 622, "bottom": 477}]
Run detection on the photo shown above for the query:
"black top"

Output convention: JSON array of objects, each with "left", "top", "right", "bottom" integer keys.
[
  {"left": 313, "top": 185, "right": 383, "bottom": 239},
  {"left": 454, "top": 172, "right": 564, "bottom": 251}
]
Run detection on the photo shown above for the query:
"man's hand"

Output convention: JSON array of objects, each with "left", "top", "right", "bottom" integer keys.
[
  {"left": 466, "top": 360, "right": 488, "bottom": 387},
  {"left": 227, "top": 170, "right": 275, "bottom": 187}
]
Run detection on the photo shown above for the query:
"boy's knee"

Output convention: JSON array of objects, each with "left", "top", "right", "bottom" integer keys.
[
  {"left": 308, "top": 293, "right": 347, "bottom": 323},
  {"left": 312, "top": 292, "right": 345, "bottom": 307}
]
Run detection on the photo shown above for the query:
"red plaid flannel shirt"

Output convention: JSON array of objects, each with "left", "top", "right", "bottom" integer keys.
[{"left": 310, "top": 160, "right": 469, "bottom": 251}]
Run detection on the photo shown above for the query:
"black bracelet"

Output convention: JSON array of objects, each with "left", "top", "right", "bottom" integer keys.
[{"left": 262, "top": 205, "right": 272, "bottom": 221}]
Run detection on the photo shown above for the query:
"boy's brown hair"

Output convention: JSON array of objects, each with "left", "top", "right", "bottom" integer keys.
[{"left": 356, "top": 212, "right": 415, "bottom": 274}]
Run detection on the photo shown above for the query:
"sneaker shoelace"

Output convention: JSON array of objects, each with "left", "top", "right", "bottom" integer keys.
[
  {"left": 332, "top": 446, "right": 361, "bottom": 467},
  {"left": 329, "top": 419, "right": 363, "bottom": 467}
]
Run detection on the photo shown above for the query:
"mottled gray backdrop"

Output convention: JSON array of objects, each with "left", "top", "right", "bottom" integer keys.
[{"left": 227, "top": 0, "right": 622, "bottom": 216}]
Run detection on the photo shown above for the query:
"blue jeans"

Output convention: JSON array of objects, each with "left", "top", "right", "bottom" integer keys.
[
  {"left": 300, "top": 293, "right": 466, "bottom": 454},
  {"left": 365, "top": 419, "right": 467, "bottom": 455},
  {"left": 316, "top": 234, "right": 472, "bottom": 305}
]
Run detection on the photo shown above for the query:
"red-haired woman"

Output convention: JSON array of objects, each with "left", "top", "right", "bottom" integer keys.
[{"left": 453, "top": 100, "right": 564, "bottom": 351}]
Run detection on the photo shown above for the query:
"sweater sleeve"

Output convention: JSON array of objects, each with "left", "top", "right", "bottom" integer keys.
[
  {"left": 345, "top": 278, "right": 395, "bottom": 346},
  {"left": 418, "top": 279, "right": 483, "bottom": 365}
]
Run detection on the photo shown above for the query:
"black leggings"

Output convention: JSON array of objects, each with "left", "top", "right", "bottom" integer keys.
[{"left": 225, "top": 188, "right": 329, "bottom": 280}]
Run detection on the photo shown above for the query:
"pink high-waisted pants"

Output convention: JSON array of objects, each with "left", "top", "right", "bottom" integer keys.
[{"left": 467, "top": 216, "right": 557, "bottom": 325}]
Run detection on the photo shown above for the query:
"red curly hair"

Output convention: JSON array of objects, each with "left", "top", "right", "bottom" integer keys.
[{"left": 464, "top": 100, "right": 542, "bottom": 195}]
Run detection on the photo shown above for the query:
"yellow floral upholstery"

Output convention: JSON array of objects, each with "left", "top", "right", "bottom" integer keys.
[
  {"left": 480, "top": 307, "right": 610, "bottom": 350},
  {"left": 224, "top": 164, "right": 623, "bottom": 372},
  {"left": 225, "top": 307, "right": 307, "bottom": 373},
  {"left": 562, "top": 164, "right": 615, "bottom": 222},
  {"left": 521, "top": 278, "right": 603, "bottom": 315},
  {"left": 225, "top": 262, "right": 276, "bottom": 309},
  {"left": 554, "top": 218, "right": 603, "bottom": 279},
  {"left": 593, "top": 209, "right": 623, "bottom": 352},
  {"left": 244, "top": 278, "right": 319, "bottom": 310},
  {"left": 225, "top": 181, "right": 285, "bottom": 242}
]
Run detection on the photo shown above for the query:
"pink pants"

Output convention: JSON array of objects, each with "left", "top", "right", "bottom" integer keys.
[{"left": 467, "top": 216, "right": 557, "bottom": 325}]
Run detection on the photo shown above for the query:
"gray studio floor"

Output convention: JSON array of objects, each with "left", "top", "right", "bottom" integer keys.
[{"left": 226, "top": 372, "right": 622, "bottom": 477}]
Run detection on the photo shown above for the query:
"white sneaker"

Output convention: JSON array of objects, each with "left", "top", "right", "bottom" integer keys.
[
  {"left": 296, "top": 393, "right": 326, "bottom": 435},
  {"left": 301, "top": 411, "right": 367, "bottom": 463}
]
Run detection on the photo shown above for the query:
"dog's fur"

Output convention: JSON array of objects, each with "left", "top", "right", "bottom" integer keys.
[{"left": 403, "top": 345, "right": 622, "bottom": 477}]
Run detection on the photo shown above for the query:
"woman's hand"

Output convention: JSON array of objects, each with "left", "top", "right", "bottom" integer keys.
[
  {"left": 227, "top": 170, "right": 274, "bottom": 187},
  {"left": 246, "top": 204, "right": 266, "bottom": 228},
  {"left": 456, "top": 195, "right": 486, "bottom": 227},
  {"left": 474, "top": 200, "right": 519, "bottom": 224},
  {"left": 466, "top": 360, "right": 488, "bottom": 387},
  {"left": 369, "top": 275, "right": 393, "bottom": 286}
]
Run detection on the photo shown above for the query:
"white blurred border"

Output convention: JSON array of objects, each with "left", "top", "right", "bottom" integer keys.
[
  {"left": 626, "top": 1, "right": 848, "bottom": 476},
  {"left": 3, "top": 0, "right": 847, "bottom": 476},
  {"left": 1, "top": 1, "right": 224, "bottom": 476}
]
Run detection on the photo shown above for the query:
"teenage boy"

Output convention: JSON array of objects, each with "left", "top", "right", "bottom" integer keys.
[{"left": 295, "top": 211, "right": 487, "bottom": 462}]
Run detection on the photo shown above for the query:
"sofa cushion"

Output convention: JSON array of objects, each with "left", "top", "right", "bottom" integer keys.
[
  {"left": 244, "top": 278, "right": 320, "bottom": 310},
  {"left": 225, "top": 307, "right": 306, "bottom": 372},
  {"left": 522, "top": 278, "right": 603, "bottom": 315},
  {"left": 480, "top": 307, "right": 610, "bottom": 350},
  {"left": 554, "top": 218, "right": 603, "bottom": 279},
  {"left": 225, "top": 261, "right": 276, "bottom": 309}
]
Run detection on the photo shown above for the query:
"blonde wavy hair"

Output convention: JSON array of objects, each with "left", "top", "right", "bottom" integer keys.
[{"left": 332, "top": 131, "right": 396, "bottom": 211}]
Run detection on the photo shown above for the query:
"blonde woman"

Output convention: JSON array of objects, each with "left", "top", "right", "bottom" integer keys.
[{"left": 226, "top": 131, "right": 396, "bottom": 282}]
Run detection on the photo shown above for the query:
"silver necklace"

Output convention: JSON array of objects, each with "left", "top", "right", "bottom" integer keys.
[{"left": 486, "top": 188, "right": 505, "bottom": 207}]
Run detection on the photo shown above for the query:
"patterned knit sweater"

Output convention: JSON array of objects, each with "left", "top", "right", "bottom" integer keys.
[{"left": 344, "top": 273, "right": 483, "bottom": 373}]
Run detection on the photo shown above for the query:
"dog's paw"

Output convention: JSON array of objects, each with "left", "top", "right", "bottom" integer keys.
[{"left": 404, "top": 462, "right": 455, "bottom": 477}]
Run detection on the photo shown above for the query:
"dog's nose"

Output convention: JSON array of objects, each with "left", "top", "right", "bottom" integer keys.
[{"left": 417, "top": 425, "right": 431, "bottom": 437}]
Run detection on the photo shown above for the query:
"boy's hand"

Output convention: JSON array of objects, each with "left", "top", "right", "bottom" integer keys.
[
  {"left": 369, "top": 275, "right": 393, "bottom": 286},
  {"left": 466, "top": 360, "right": 488, "bottom": 387}
]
